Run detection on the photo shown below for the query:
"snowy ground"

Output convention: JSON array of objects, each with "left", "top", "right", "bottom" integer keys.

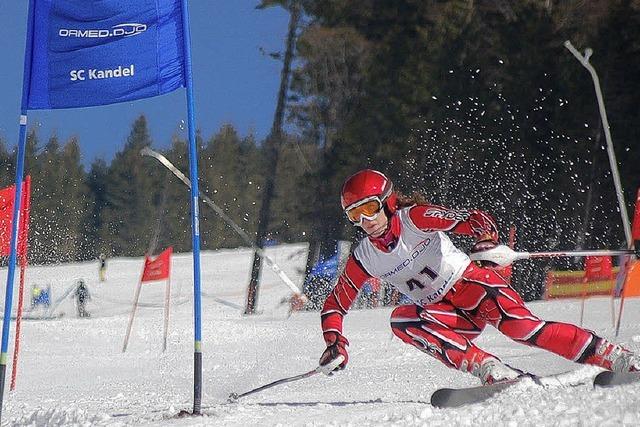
[{"left": 1, "top": 242, "right": 640, "bottom": 426}]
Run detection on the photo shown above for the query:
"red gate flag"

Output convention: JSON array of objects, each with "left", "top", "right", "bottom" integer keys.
[
  {"left": 632, "top": 188, "right": 640, "bottom": 241},
  {"left": 141, "top": 247, "right": 173, "bottom": 283},
  {"left": 584, "top": 256, "right": 613, "bottom": 281},
  {"left": 0, "top": 177, "right": 31, "bottom": 261}
]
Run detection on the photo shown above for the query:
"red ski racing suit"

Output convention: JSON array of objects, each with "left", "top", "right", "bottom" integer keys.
[{"left": 321, "top": 204, "right": 632, "bottom": 377}]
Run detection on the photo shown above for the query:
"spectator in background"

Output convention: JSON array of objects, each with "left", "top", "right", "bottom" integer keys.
[
  {"left": 98, "top": 253, "right": 107, "bottom": 282},
  {"left": 30, "top": 284, "right": 51, "bottom": 309},
  {"left": 360, "top": 278, "right": 381, "bottom": 308},
  {"left": 30, "top": 284, "right": 42, "bottom": 309},
  {"left": 75, "top": 279, "right": 91, "bottom": 318}
]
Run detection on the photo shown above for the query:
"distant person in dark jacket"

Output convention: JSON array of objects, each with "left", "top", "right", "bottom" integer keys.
[{"left": 75, "top": 279, "right": 91, "bottom": 318}]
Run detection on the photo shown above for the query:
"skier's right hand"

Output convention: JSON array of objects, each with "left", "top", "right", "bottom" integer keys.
[{"left": 319, "top": 332, "right": 349, "bottom": 371}]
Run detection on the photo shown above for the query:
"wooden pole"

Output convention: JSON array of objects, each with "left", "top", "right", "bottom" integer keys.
[
  {"left": 610, "top": 272, "right": 617, "bottom": 329},
  {"left": 122, "top": 278, "right": 144, "bottom": 353},
  {"left": 163, "top": 278, "right": 171, "bottom": 352},
  {"left": 579, "top": 275, "right": 587, "bottom": 327}
]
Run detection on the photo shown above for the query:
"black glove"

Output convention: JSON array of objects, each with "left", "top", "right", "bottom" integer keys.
[
  {"left": 319, "top": 332, "right": 349, "bottom": 371},
  {"left": 470, "top": 235, "right": 499, "bottom": 268}
]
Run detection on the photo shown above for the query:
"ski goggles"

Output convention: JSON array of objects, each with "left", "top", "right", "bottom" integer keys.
[{"left": 344, "top": 196, "right": 384, "bottom": 226}]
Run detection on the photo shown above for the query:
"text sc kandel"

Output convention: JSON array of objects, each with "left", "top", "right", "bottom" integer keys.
[{"left": 69, "top": 65, "right": 135, "bottom": 81}]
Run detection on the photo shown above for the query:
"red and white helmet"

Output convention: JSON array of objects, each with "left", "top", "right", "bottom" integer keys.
[{"left": 341, "top": 169, "right": 397, "bottom": 225}]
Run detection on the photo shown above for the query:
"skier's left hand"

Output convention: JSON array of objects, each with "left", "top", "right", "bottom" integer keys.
[{"left": 470, "top": 235, "right": 499, "bottom": 269}]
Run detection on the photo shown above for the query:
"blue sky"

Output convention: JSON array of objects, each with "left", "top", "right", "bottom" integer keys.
[{"left": 0, "top": 1, "right": 290, "bottom": 166}]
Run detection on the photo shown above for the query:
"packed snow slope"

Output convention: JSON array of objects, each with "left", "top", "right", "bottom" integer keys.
[{"left": 1, "top": 243, "right": 639, "bottom": 426}]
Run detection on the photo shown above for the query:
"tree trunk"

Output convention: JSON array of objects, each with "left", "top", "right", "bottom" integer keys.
[{"left": 245, "top": 3, "right": 301, "bottom": 314}]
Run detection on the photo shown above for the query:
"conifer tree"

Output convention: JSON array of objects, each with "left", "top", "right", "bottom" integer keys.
[
  {"left": 99, "top": 115, "right": 162, "bottom": 256},
  {"left": 60, "top": 137, "right": 93, "bottom": 260},
  {"left": 24, "top": 135, "right": 90, "bottom": 262},
  {"left": 0, "top": 138, "right": 11, "bottom": 185},
  {"left": 28, "top": 133, "right": 62, "bottom": 263},
  {"left": 200, "top": 124, "right": 262, "bottom": 249},
  {"left": 86, "top": 158, "right": 109, "bottom": 257},
  {"left": 158, "top": 135, "right": 193, "bottom": 252}
]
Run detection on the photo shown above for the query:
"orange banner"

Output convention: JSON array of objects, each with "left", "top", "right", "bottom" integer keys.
[
  {"left": 545, "top": 268, "right": 619, "bottom": 299},
  {"left": 141, "top": 247, "right": 173, "bottom": 283}
]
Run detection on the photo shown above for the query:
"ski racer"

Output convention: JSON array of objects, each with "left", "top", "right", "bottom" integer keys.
[{"left": 319, "top": 169, "right": 639, "bottom": 384}]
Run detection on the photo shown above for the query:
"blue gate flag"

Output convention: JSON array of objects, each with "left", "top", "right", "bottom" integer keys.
[
  {"left": 25, "top": 0, "right": 185, "bottom": 109},
  {"left": 1, "top": 0, "right": 202, "bottom": 418}
]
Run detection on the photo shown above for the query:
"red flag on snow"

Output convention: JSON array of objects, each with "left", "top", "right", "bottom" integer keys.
[
  {"left": 632, "top": 188, "right": 640, "bottom": 241},
  {"left": 141, "top": 247, "right": 173, "bottom": 283},
  {"left": 0, "top": 177, "right": 31, "bottom": 262}
]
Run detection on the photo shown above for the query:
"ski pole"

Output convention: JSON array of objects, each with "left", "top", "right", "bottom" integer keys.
[
  {"left": 470, "top": 245, "right": 636, "bottom": 267},
  {"left": 141, "top": 147, "right": 306, "bottom": 302},
  {"left": 228, "top": 356, "right": 344, "bottom": 402}
]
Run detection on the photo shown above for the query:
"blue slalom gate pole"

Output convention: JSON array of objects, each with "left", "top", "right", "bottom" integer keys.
[
  {"left": 0, "top": 1, "right": 35, "bottom": 421},
  {"left": 180, "top": 0, "right": 204, "bottom": 416}
]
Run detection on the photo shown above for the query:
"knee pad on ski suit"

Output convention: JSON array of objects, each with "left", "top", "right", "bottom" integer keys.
[
  {"left": 390, "top": 302, "right": 496, "bottom": 372},
  {"left": 448, "top": 264, "right": 602, "bottom": 362}
]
